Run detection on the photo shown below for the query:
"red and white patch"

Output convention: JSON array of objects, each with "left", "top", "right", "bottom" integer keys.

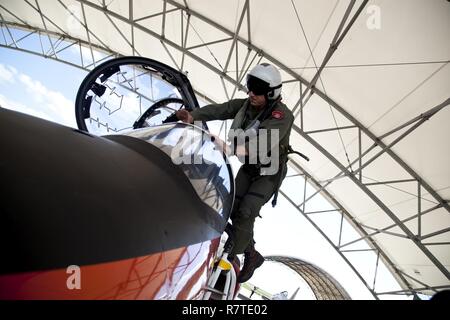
[{"left": 271, "top": 110, "right": 284, "bottom": 120}]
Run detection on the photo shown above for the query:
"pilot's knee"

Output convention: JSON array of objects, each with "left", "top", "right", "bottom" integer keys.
[{"left": 238, "top": 207, "right": 254, "bottom": 219}]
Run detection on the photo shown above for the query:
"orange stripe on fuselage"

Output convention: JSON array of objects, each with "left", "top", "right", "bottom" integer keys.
[{"left": 0, "top": 238, "right": 220, "bottom": 300}]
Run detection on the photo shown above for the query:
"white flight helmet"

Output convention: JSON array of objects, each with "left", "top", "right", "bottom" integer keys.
[{"left": 246, "top": 63, "right": 282, "bottom": 100}]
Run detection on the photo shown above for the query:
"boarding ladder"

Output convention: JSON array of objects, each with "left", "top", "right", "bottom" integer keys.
[{"left": 202, "top": 236, "right": 237, "bottom": 300}]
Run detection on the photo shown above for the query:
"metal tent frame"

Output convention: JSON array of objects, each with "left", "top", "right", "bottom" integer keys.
[{"left": 1, "top": 0, "right": 448, "bottom": 299}]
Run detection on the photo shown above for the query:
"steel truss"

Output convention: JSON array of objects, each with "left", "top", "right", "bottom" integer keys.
[{"left": 1, "top": 0, "right": 448, "bottom": 299}]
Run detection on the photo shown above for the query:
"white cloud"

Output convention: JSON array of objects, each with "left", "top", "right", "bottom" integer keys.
[
  {"left": 0, "top": 93, "right": 56, "bottom": 123},
  {"left": 0, "top": 64, "right": 17, "bottom": 83},
  {"left": 0, "top": 65, "right": 77, "bottom": 128},
  {"left": 17, "top": 74, "right": 77, "bottom": 127}
]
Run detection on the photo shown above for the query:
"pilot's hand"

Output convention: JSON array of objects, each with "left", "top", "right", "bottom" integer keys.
[{"left": 175, "top": 109, "right": 194, "bottom": 124}]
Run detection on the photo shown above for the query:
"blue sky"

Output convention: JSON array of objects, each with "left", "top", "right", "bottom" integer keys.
[
  {"left": 0, "top": 47, "right": 85, "bottom": 98},
  {"left": 0, "top": 44, "right": 86, "bottom": 128},
  {"left": 0, "top": 27, "right": 161, "bottom": 128},
  {"left": 0, "top": 40, "right": 176, "bottom": 130}
]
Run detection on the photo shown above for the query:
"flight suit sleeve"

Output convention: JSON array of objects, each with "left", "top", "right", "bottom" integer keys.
[{"left": 190, "top": 99, "right": 244, "bottom": 122}]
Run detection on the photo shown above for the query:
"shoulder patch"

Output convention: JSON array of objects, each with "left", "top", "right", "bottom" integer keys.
[{"left": 271, "top": 110, "right": 284, "bottom": 120}]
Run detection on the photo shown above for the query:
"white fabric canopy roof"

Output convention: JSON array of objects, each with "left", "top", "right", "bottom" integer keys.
[{"left": 1, "top": 0, "right": 448, "bottom": 297}]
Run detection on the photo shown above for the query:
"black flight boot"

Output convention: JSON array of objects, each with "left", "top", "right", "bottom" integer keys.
[{"left": 237, "top": 246, "right": 264, "bottom": 283}]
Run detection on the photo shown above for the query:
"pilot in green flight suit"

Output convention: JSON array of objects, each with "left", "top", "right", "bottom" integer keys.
[{"left": 176, "top": 63, "right": 294, "bottom": 283}]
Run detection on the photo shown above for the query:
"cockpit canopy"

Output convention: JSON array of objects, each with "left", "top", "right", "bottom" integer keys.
[{"left": 124, "top": 123, "right": 234, "bottom": 217}]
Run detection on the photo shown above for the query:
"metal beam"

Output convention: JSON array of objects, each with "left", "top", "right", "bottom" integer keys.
[
  {"left": 283, "top": 161, "right": 417, "bottom": 299},
  {"left": 292, "top": 0, "right": 368, "bottom": 114},
  {"left": 420, "top": 227, "right": 450, "bottom": 241},
  {"left": 32, "top": 0, "right": 57, "bottom": 58},
  {"left": 313, "top": 91, "right": 450, "bottom": 217},
  {"left": 161, "top": 0, "right": 167, "bottom": 38},
  {"left": 103, "top": 10, "right": 140, "bottom": 56},
  {"left": 301, "top": 0, "right": 358, "bottom": 101},
  {"left": 279, "top": 189, "right": 377, "bottom": 299},
  {"left": 74, "top": 0, "right": 247, "bottom": 93},
  {"left": 0, "top": 13, "right": 18, "bottom": 47},
  {"left": 376, "top": 285, "right": 450, "bottom": 296},
  {"left": 364, "top": 179, "right": 417, "bottom": 186},
  {"left": 352, "top": 98, "right": 450, "bottom": 177},
  {"left": 57, "top": 0, "right": 113, "bottom": 53},
  {"left": 305, "top": 209, "right": 341, "bottom": 215},
  {"left": 298, "top": 98, "right": 449, "bottom": 214},
  {"left": 293, "top": 124, "right": 450, "bottom": 280},
  {"left": 129, "top": 0, "right": 135, "bottom": 55},
  {"left": 423, "top": 242, "right": 450, "bottom": 246},
  {"left": 304, "top": 125, "right": 357, "bottom": 135},
  {"left": 223, "top": 0, "right": 249, "bottom": 73},
  {"left": 185, "top": 37, "right": 232, "bottom": 51},
  {"left": 133, "top": 7, "right": 179, "bottom": 23},
  {"left": 356, "top": 223, "right": 409, "bottom": 239},
  {"left": 339, "top": 203, "right": 444, "bottom": 249},
  {"left": 340, "top": 248, "right": 375, "bottom": 253},
  {"left": 180, "top": 12, "right": 190, "bottom": 70}
]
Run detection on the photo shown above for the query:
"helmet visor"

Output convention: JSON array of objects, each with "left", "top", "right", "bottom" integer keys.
[{"left": 246, "top": 75, "right": 271, "bottom": 96}]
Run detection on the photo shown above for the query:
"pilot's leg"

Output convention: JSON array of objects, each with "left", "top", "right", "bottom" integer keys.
[
  {"left": 230, "top": 173, "right": 280, "bottom": 282},
  {"left": 231, "top": 166, "right": 253, "bottom": 219},
  {"left": 224, "top": 166, "right": 253, "bottom": 256}
]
